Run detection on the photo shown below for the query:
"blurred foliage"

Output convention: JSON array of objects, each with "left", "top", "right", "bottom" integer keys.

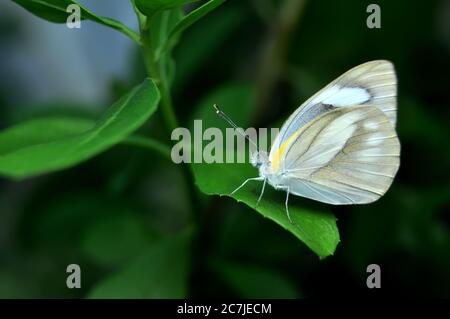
[
  {"left": 0, "top": 79, "right": 159, "bottom": 178},
  {"left": 0, "top": 0, "right": 449, "bottom": 298},
  {"left": 88, "top": 229, "right": 191, "bottom": 298},
  {"left": 12, "top": 0, "right": 140, "bottom": 42}
]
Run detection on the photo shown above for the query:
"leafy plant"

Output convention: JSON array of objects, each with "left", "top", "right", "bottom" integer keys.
[
  {"left": 88, "top": 230, "right": 191, "bottom": 298},
  {"left": 0, "top": 79, "right": 159, "bottom": 178},
  {"left": 5, "top": 0, "right": 341, "bottom": 298}
]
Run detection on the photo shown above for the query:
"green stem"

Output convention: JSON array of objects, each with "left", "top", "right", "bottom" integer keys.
[
  {"left": 159, "top": 83, "right": 179, "bottom": 132},
  {"left": 98, "top": 17, "right": 141, "bottom": 44},
  {"left": 130, "top": 0, "right": 146, "bottom": 30},
  {"left": 140, "top": 18, "right": 179, "bottom": 133},
  {"left": 135, "top": 8, "right": 201, "bottom": 223},
  {"left": 122, "top": 135, "right": 172, "bottom": 160},
  {"left": 252, "top": 0, "right": 307, "bottom": 124}
]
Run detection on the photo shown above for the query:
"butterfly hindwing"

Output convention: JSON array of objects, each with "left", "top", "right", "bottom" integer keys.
[{"left": 278, "top": 106, "right": 400, "bottom": 204}]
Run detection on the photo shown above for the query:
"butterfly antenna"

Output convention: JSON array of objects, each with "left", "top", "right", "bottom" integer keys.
[{"left": 213, "top": 104, "right": 258, "bottom": 149}]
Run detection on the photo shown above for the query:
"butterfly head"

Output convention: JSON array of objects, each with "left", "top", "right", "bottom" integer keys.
[{"left": 250, "top": 151, "right": 272, "bottom": 177}]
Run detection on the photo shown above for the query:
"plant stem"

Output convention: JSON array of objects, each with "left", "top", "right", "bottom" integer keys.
[
  {"left": 252, "top": 0, "right": 307, "bottom": 123},
  {"left": 136, "top": 9, "right": 201, "bottom": 223},
  {"left": 140, "top": 19, "right": 179, "bottom": 133},
  {"left": 122, "top": 135, "right": 172, "bottom": 160}
]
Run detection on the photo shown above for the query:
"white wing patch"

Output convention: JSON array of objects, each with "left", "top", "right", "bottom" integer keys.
[{"left": 310, "top": 86, "right": 371, "bottom": 107}]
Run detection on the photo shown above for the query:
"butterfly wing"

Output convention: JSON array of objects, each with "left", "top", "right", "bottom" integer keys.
[
  {"left": 273, "top": 106, "right": 400, "bottom": 204},
  {"left": 270, "top": 60, "right": 397, "bottom": 164}
]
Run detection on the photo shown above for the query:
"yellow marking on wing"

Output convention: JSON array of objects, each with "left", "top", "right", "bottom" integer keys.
[
  {"left": 271, "top": 104, "right": 344, "bottom": 172},
  {"left": 271, "top": 126, "right": 307, "bottom": 172}
]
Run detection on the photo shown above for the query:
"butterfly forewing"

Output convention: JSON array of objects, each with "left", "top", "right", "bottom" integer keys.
[{"left": 269, "top": 60, "right": 397, "bottom": 164}]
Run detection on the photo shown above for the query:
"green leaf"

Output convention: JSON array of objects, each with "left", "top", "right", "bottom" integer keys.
[
  {"left": 189, "top": 85, "right": 340, "bottom": 258},
  {"left": 212, "top": 261, "right": 301, "bottom": 298},
  {"left": 0, "top": 79, "right": 160, "bottom": 178},
  {"left": 32, "top": 192, "right": 126, "bottom": 245},
  {"left": 81, "top": 214, "right": 159, "bottom": 267},
  {"left": 88, "top": 231, "right": 191, "bottom": 298},
  {"left": 12, "top": 0, "right": 140, "bottom": 43},
  {"left": 156, "top": 0, "right": 226, "bottom": 58},
  {"left": 0, "top": 270, "right": 41, "bottom": 298},
  {"left": 135, "top": 0, "right": 200, "bottom": 17},
  {"left": 194, "top": 163, "right": 339, "bottom": 258},
  {"left": 122, "top": 135, "right": 172, "bottom": 160},
  {"left": 148, "top": 8, "right": 184, "bottom": 50}
]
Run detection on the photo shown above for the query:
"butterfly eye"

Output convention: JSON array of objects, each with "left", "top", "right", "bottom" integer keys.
[{"left": 250, "top": 152, "right": 262, "bottom": 167}]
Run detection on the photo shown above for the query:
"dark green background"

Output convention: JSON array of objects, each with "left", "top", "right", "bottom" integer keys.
[{"left": 0, "top": 0, "right": 449, "bottom": 298}]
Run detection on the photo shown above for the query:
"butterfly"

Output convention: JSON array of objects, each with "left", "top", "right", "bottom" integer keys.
[{"left": 215, "top": 60, "right": 400, "bottom": 223}]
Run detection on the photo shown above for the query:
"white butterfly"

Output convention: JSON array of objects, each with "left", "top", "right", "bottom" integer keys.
[{"left": 216, "top": 60, "right": 400, "bottom": 223}]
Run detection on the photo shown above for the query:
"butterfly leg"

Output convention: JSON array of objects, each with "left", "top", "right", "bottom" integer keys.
[
  {"left": 256, "top": 178, "right": 267, "bottom": 208},
  {"left": 230, "top": 177, "right": 264, "bottom": 196},
  {"left": 285, "top": 187, "right": 294, "bottom": 224}
]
